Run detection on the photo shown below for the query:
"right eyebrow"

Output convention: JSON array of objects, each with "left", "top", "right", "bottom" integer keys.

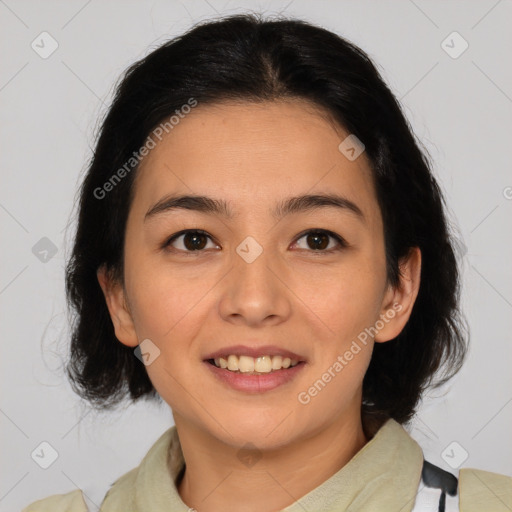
[{"left": 145, "top": 194, "right": 234, "bottom": 221}]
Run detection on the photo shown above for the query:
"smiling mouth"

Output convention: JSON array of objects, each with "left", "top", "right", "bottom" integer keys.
[{"left": 206, "top": 354, "right": 301, "bottom": 374}]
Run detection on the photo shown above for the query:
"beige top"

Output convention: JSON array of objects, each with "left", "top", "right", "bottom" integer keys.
[{"left": 22, "top": 418, "right": 512, "bottom": 511}]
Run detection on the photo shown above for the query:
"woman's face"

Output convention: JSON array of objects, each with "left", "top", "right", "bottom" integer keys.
[{"left": 100, "top": 100, "right": 417, "bottom": 449}]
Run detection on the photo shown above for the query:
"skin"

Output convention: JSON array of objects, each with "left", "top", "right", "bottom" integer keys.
[{"left": 98, "top": 100, "right": 421, "bottom": 512}]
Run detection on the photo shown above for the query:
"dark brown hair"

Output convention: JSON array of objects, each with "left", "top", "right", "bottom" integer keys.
[{"left": 65, "top": 14, "right": 468, "bottom": 425}]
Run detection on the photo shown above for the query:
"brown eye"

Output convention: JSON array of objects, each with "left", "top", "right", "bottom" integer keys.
[
  {"left": 293, "top": 230, "right": 346, "bottom": 252},
  {"left": 306, "top": 232, "right": 329, "bottom": 250},
  {"left": 165, "top": 230, "right": 219, "bottom": 252},
  {"left": 183, "top": 232, "right": 208, "bottom": 250}
]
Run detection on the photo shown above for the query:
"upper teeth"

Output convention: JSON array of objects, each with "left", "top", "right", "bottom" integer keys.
[{"left": 213, "top": 355, "right": 299, "bottom": 373}]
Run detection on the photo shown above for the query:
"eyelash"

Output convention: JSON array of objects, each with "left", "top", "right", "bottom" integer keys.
[{"left": 162, "top": 229, "right": 348, "bottom": 254}]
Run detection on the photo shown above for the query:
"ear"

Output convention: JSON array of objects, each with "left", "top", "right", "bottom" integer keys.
[
  {"left": 374, "top": 247, "right": 421, "bottom": 343},
  {"left": 96, "top": 265, "right": 139, "bottom": 347}
]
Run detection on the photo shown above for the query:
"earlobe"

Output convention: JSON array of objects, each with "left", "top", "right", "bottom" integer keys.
[
  {"left": 96, "top": 265, "right": 139, "bottom": 347},
  {"left": 374, "top": 247, "right": 422, "bottom": 343}
]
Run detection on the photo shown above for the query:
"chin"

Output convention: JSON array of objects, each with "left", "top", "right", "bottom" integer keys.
[{"left": 214, "top": 411, "right": 305, "bottom": 450}]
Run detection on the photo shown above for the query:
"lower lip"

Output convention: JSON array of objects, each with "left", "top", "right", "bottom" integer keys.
[{"left": 204, "top": 361, "right": 306, "bottom": 393}]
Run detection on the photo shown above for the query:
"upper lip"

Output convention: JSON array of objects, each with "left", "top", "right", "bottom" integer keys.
[{"left": 203, "top": 345, "right": 307, "bottom": 362}]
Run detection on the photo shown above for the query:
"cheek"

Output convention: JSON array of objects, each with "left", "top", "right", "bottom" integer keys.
[
  {"left": 123, "top": 240, "right": 218, "bottom": 339},
  {"left": 293, "top": 265, "right": 381, "bottom": 412},
  {"left": 124, "top": 264, "right": 212, "bottom": 407},
  {"left": 291, "top": 257, "right": 385, "bottom": 346}
]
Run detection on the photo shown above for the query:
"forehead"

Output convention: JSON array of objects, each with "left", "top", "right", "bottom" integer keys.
[{"left": 132, "top": 100, "right": 379, "bottom": 222}]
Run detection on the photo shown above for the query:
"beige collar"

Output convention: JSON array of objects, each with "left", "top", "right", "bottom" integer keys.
[{"left": 101, "top": 418, "right": 424, "bottom": 511}]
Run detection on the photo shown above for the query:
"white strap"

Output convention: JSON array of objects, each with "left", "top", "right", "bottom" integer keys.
[{"left": 411, "top": 480, "right": 459, "bottom": 512}]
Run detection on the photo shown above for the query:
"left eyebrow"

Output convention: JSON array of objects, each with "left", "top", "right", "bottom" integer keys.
[
  {"left": 273, "top": 193, "right": 365, "bottom": 224},
  {"left": 144, "top": 193, "right": 365, "bottom": 224}
]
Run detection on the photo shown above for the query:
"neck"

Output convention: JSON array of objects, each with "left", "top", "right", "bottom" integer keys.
[{"left": 174, "top": 412, "right": 369, "bottom": 512}]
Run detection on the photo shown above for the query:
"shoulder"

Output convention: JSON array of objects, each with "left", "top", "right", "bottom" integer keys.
[
  {"left": 21, "top": 427, "right": 178, "bottom": 512},
  {"left": 21, "top": 466, "right": 140, "bottom": 512},
  {"left": 21, "top": 489, "right": 89, "bottom": 512},
  {"left": 20, "top": 466, "right": 140, "bottom": 511},
  {"left": 412, "top": 460, "right": 512, "bottom": 512},
  {"left": 459, "top": 467, "right": 512, "bottom": 511}
]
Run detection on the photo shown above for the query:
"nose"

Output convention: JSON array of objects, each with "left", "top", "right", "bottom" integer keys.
[{"left": 218, "top": 242, "right": 292, "bottom": 327}]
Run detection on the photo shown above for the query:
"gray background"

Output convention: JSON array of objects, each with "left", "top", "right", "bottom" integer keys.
[{"left": 1, "top": 0, "right": 511, "bottom": 510}]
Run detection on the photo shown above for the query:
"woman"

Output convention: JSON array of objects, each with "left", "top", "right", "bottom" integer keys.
[{"left": 23, "top": 14, "right": 511, "bottom": 512}]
